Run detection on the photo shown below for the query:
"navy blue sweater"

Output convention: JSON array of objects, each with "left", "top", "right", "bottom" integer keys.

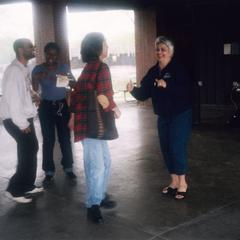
[{"left": 131, "top": 60, "right": 192, "bottom": 118}]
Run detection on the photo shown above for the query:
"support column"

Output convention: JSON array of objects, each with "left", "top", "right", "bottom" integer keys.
[
  {"left": 52, "top": 0, "right": 70, "bottom": 65},
  {"left": 32, "top": 0, "right": 69, "bottom": 64},
  {"left": 32, "top": 1, "right": 55, "bottom": 64},
  {"left": 134, "top": 8, "right": 157, "bottom": 85}
]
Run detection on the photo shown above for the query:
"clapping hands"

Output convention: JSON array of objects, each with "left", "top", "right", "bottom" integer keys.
[{"left": 155, "top": 79, "right": 167, "bottom": 88}]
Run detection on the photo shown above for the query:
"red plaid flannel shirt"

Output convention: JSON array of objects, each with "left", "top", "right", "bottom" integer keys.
[{"left": 69, "top": 60, "right": 116, "bottom": 142}]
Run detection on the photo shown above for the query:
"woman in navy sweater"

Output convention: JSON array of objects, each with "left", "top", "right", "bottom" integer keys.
[{"left": 127, "top": 36, "right": 192, "bottom": 200}]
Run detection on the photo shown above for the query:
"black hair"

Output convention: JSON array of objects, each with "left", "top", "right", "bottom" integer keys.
[
  {"left": 13, "top": 38, "right": 31, "bottom": 54},
  {"left": 44, "top": 42, "right": 60, "bottom": 54},
  {"left": 80, "top": 32, "right": 105, "bottom": 63}
]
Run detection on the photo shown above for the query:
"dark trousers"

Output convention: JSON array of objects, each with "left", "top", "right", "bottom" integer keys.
[
  {"left": 38, "top": 99, "right": 73, "bottom": 174},
  {"left": 157, "top": 109, "right": 192, "bottom": 175},
  {"left": 3, "top": 118, "right": 38, "bottom": 197}
]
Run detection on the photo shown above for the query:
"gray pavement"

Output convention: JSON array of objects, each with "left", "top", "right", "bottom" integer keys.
[{"left": 0, "top": 102, "right": 240, "bottom": 240}]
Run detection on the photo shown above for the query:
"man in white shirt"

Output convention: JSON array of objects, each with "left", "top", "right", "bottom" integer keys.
[{"left": 0, "top": 38, "right": 44, "bottom": 203}]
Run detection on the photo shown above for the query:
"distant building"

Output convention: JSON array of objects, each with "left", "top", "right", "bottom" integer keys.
[
  {"left": 70, "top": 56, "right": 83, "bottom": 69},
  {"left": 70, "top": 53, "right": 135, "bottom": 69}
]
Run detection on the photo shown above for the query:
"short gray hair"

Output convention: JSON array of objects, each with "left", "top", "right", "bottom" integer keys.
[
  {"left": 13, "top": 38, "right": 31, "bottom": 54},
  {"left": 155, "top": 36, "right": 174, "bottom": 55}
]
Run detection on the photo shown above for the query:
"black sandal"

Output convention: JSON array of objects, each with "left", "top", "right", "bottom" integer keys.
[
  {"left": 162, "top": 186, "right": 177, "bottom": 196},
  {"left": 174, "top": 190, "right": 188, "bottom": 200}
]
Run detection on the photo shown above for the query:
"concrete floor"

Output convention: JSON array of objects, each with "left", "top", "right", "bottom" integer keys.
[{"left": 0, "top": 102, "right": 240, "bottom": 240}]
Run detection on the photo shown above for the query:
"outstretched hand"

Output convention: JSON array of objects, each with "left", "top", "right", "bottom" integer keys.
[{"left": 126, "top": 80, "right": 134, "bottom": 92}]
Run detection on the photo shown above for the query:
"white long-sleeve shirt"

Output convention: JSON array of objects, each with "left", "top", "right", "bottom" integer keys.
[{"left": 0, "top": 59, "right": 37, "bottom": 130}]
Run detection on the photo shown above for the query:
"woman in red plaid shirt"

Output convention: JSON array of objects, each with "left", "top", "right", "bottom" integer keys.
[{"left": 68, "top": 32, "right": 121, "bottom": 223}]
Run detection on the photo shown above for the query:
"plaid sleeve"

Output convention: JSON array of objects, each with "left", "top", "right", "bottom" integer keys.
[
  {"left": 96, "top": 63, "right": 116, "bottom": 111},
  {"left": 69, "top": 78, "right": 87, "bottom": 113}
]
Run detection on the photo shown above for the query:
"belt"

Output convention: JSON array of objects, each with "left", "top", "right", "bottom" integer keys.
[{"left": 42, "top": 98, "right": 66, "bottom": 105}]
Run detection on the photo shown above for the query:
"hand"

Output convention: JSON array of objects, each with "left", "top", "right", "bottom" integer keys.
[
  {"left": 21, "top": 126, "right": 31, "bottom": 134},
  {"left": 113, "top": 106, "right": 121, "bottom": 119},
  {"left": 97, "top": 95, "right": 110, "bottom": 109},
  {"left": 68, "top": 114, "right": 75, "bottom": 130},
  {"left": 126, "top": 80, "right": 134, "bottom": 92},
  {"left": 155, "top": 79, "right": 167, "bottom": 88},
  {"left": 68, "top": 80, "right": 76, "bottom": 89}
]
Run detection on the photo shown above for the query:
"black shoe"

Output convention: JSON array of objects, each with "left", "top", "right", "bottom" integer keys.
[
  {"left": 66, "top": 172, "right": 77, "bottom": 179},
  {"left": 87, "top": 205, "right": 104, "bottom": 224},
  {"left": 100, "top": 196, "right": 117, "bottom": 209},
  {"left": 43, "top": 175, "right": 54, "bottom": 184},
  {"left": 162, "top": 186, "right": 177, "bottom": 196},
  {"left": 174, "top": 189, "right": 188, "bottom": 200}
]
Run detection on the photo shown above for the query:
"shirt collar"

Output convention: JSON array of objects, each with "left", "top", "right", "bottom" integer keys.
[
  {"left": 12, "top": 59, "right": 30, "bottom": 74},
  {"left": 12, "top": 58, "right": 28, "bottom": 69}
]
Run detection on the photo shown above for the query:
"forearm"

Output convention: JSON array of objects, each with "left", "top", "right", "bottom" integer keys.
[
  {"left": 32, "top": 75, "right": 40, "bottom": 92},
  {"left": 68, "top": 113, "right": 75, "bottom": 130},
  {"left": 131, "top": 86, "right": 150, "bottom": 101}
]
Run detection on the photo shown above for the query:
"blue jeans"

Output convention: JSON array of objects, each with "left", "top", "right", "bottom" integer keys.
[
  {"left": 157, "top": 109, "right": 192, "bottom": 175},
  {"left": 82, "top": 138, "right": 111, "bottom": 208}
]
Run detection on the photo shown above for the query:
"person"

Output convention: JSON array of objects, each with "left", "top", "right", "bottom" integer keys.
[
  {"left": 32, "top": 42, "right": 76, "bottom": 184},
  {"left": 68, "top": 32, "right": 121, "bottom": 223},
  {"left": 127, "top": 36, "right": 192, "bottom": 200},
  {"left": 0, "top": 38, "right": 44, "bottom": 203}
]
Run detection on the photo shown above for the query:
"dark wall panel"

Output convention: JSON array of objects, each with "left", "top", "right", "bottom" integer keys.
[
  {"left": 193, "top": 4, "right": 240, "bottom": 105},
  {"left": 156, "top": 3, "right": 240, "bottom": 106}
]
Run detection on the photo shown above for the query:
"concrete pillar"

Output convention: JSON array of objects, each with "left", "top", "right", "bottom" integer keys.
[
  {"left": 52, "top": 0, "right": 70, "bottom": 65},
  {"left": 32, "top": 1, "right": 55, "bottom": 64},
  {"left": 32, "top": 0, "right": 69, "bottom": 64},
  {"left": 134, "top": 8, "right": 157, "bottom": 85}
]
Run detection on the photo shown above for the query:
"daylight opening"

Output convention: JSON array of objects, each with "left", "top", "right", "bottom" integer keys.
[
  {"left": 66, "top": 9, "right": 136, "bottom": 102},
  {"left": 0, "top": 2, "right": 34, "bottom": 95}
]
